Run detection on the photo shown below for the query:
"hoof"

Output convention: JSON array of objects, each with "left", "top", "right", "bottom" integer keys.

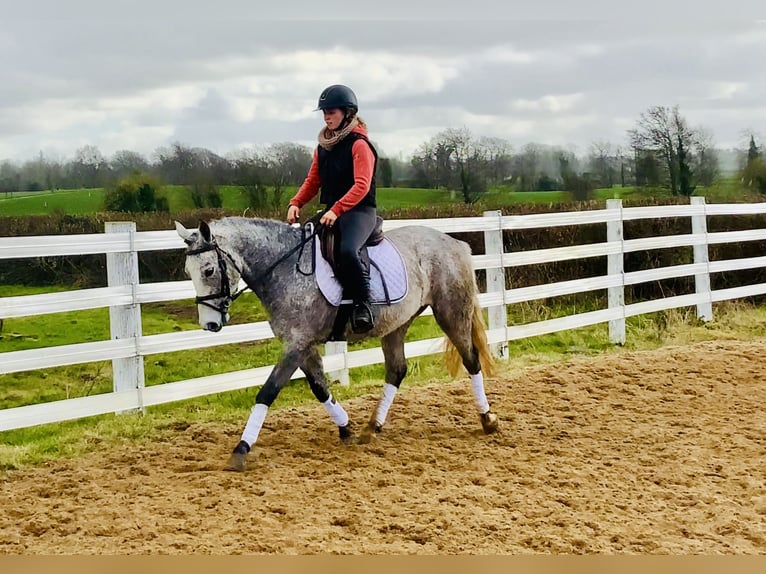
[
  {"left": 339, "top": 423, "right": 355, "bottom": 445},
  {"left": 225, "top": 453, "right": 248, "bottom": 472},
  {"left": 480, "top": 411, "right": 499, "bottom": 434},
  {"left": 225, "top": 440, "right": 250, "bottom": 472},
  {"left": 357, "top": 422, "right": 382, "bottom": 445}
]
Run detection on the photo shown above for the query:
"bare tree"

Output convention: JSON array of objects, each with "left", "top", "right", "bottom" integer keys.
[
  {"left": 629, "top": 106, "right": 678, "bottom": 193},
  {"left": 477, "top": 136, "right": 513, "bottom": 184},
  {"left": 693, "top": 128, "right": 719, "bottom": 188},
  {"left": 628, "top": 105, "right": 700, "bottom": 196},
  {"left": 740, "top": 132, "right": 766, "bottom": 193},
  {"left": 512, "top": 143, "right": 542, "bottom": 191},
  {"left": 674, "top": 112, "right": 695, "bottom": 196},
  {"left": 263, "top": 142, "right": 312, "bottom": 208},
  {"left": 71, "top": 145, "right": 107, "bottom": 188},
  {"left": 410, "top": 141, "right": 441, "bottom": 189},
  {"left": 588, "top": 140, "right": 616, "bottom": 188},
  {"left": 154, "top": 142, "right": 197, "bottom": 184},
  {"left": 232, "top": 147, "right": 270, "bottom": 210},
  {"left": 110, "top": 150, "right": 150, "bottom": 180},
  {"left": 441, "top": 128, "right": 491, "bottom": 203},
  {"left": 747, "top": 133, "right": 761, "bottom": 167},
  {"left": 613, "top": 145, "right": 634, "bottom": 187},
  {"left": 409, "top": 128, "right": 491, "bottom": 202},
  {"left": 0, "top": 160, "right": 19, "bottom": 196},
  {"left": 377, "top": 156, "right": 393, "bottom": 187}
]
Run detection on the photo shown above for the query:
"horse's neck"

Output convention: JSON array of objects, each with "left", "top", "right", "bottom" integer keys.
[{"left": 214, "top": 219, "right": 301, "bottom": 294}]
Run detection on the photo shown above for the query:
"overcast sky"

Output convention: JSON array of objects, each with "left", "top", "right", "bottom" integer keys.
[{"left": 2, "top": 2, "right": 764, "bottom": 163}]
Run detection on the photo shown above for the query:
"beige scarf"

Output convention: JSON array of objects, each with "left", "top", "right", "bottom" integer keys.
[{"left": 318, "top": 116, "right": 366, "bottom": 150}]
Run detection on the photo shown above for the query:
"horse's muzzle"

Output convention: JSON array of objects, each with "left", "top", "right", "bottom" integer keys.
[{"left": 205, "top": 322, "right": 223, "bottom": 332}]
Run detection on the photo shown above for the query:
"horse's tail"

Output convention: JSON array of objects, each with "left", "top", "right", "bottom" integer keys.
[{"left": 445, "top": 297, "right": 495, "bottom": 378}]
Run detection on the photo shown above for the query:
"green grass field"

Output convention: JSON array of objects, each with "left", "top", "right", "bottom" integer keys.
[
  {"left": 0, "top": 188, "right": 106, "bottom": 216},
  {"left": 0, "top": 185, "right": 463, "bottom": 216},
  {"left": 1, "top": 180, "right": 759, "bottom": 217}
]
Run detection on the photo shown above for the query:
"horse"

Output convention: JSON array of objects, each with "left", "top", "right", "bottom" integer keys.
[{"left": 175, "top": 216, "right": 498, "bottom": 471}]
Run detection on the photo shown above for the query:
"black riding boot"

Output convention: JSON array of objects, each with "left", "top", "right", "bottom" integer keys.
[
  {"left": 335, "top": 206, "right": 378, "bottom": 334},
  {"left": 351, "top": 301, "right": 374, "bottom": 333},
  {"left": 350, "top": 266, "right": 374, "bottom": 334}
]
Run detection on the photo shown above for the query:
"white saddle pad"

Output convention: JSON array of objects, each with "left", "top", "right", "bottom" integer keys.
[{"left": 314, "top": 236, "right": 408, "bottom": 307}]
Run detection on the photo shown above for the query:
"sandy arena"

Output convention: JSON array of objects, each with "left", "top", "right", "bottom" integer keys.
[{"left": 1, "top": 339, "right": 765, "bottom": 554}]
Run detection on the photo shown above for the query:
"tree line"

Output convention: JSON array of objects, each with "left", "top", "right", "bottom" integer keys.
[{"left": 1, "top": 105, "right": 764, "bottom": 209}]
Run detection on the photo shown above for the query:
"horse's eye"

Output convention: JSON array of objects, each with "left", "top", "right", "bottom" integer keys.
[{"left": 204, "top": 267, "right": 215, "bottom": 278}]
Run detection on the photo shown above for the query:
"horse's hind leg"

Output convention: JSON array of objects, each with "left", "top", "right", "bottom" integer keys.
[
  {"left": 432, "top": 301, "right": 499, "bottom": 434},
  {"left": 300, "top": 346, "right": 354, "bottom": 444}
]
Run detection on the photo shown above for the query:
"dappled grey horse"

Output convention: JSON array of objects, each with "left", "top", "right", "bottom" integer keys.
[{"left": 176, "top": 216, "right": 498, "bottom": 471}]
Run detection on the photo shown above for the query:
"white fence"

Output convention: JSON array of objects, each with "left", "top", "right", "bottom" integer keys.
[{"left": 1, "top": 197, "right": 766, "bottom": 432}]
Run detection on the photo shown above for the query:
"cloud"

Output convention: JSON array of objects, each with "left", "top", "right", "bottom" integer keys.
[
  {"left": 0, "top": 15, "right": 764, "bottom": 161},
  {"left": 511, "top": 94, "right": 585, "bottom": 113}
]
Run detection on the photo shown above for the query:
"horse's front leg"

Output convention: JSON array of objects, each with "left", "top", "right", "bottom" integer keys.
[
  {"left": 300, "top": 346, "right": 354, "bottom": 444},
  {"left": 226, "top": 348, "right": 302, "bottom": 472}
]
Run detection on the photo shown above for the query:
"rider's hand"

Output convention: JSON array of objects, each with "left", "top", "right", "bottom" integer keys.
[
  {"left": 287, "top": 205, "right": 300, "bottom": 224},
  {"left": 320, "top": 210, "right": 338, "bottom": 227}
]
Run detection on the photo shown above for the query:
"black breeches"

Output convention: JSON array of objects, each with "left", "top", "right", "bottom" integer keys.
[{"left": 335, "top": 206, "right": 377, "bottom": 302}]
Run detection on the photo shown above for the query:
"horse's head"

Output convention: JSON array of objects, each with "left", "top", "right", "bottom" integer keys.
[{"left": 175, "top": 220, "right": 241, "bottom": 332}]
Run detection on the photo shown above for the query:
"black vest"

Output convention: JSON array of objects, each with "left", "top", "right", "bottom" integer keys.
[{"left": 317, "top": 133, "right": 377, "bottom": 209}]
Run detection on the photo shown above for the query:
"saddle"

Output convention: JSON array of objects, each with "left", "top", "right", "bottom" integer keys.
[
  {"left": 318, "top": 215, "right": 385, "bottom": 277},
  {"left": 315, "top": 215, "right": 387, "bottom": 341}
]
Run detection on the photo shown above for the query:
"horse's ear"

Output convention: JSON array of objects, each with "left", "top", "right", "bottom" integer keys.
[
  {"left": 175, "top": 221, "right": 193, "bottom": 242},
  {"left": 199, "top": 220, "right": 212, "bottom": 243}
]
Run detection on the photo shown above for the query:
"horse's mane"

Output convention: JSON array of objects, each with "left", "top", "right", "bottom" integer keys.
[
  {"left": 210, "top": 216, "right": 297, "bottom": 243},
  {"left": 211, "top": 216, "right": 283, "bottom": 230}
]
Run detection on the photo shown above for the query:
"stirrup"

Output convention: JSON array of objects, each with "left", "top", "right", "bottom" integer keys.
[{"left": 351, "top": 302, "right": 374, "bottom": 333}]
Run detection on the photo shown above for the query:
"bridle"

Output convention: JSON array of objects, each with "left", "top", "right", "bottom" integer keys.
[
  {"left": 186, "top": 242, "right": 247, "bottom": 318},
  {"left": 185, "top": 219, "right": 323, "bottom": 322}
]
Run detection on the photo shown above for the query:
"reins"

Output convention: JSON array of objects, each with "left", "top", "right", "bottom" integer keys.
[{"left": 261, "top": 217, "right": 323, "bottom": 280}]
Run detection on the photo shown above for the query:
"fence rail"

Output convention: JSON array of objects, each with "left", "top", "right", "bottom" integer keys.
[{"left": 2, "top": 198, "right": 766, "bottom": 432}]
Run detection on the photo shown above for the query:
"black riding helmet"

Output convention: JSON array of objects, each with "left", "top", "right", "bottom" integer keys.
[{"left": 315, "top": 84, "right": 358, "bottom": 113}]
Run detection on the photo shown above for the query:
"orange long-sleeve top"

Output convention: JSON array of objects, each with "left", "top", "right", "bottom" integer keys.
[{"left": 289, "top": 124, "right": 375, "bottom": 216}]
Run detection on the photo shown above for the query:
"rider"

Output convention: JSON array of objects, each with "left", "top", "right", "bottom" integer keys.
[{"left": 287, "top": 84, "right": 379, "bottom": 334}]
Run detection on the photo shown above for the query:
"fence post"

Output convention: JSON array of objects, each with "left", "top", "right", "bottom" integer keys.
[
  {"left": 325, "top": 340, "right": 349, "bottom": 387},
  {"left": 483, "top": 210, "right": 508, "bottom": 359},
  {"left": 105, "top": 222, "right": 145, "bottom": 413},
  {"left": 690, "top": 196, "right": 713, "bottom": 322},
  {"left": 606, "top": 199, "right": 626, "bottom": 345}
]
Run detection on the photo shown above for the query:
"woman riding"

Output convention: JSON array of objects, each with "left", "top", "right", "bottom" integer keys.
[{"left": 287, "top": 84, "right": 379, "bottom": 334}]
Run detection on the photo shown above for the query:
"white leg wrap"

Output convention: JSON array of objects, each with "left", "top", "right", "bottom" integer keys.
[
  {"left": 375, "top": 383, "right": 398, "bottom": 427},
  {"left": 322, "top": 395, "right": 349, "bottom": 427},
  {"left": 241, "top": 403, "right": 268, "bottom": 447},
  {"left": 471, "top": 373, "right": 490, "bottom": 415}
]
